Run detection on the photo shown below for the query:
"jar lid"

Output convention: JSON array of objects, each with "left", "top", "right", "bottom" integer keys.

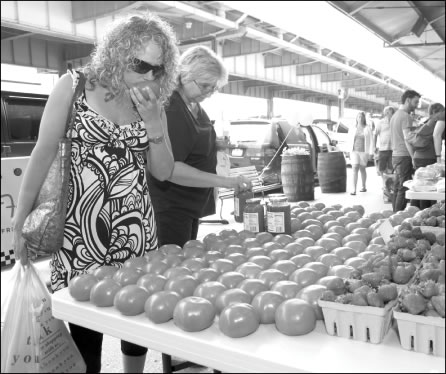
[
  {"left": 267, "top": 193, "right": 286, "bottom": 199},
  {"left": 246, "top": 198, "right": 262, "bottom": 204},
  {"left": 269, "top": 196, "right": 288, "bottom": 203}
]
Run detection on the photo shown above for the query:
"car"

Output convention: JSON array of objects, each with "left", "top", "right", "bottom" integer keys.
[{"left": 227, "top": 118, "right": 337, "bottom": 184}]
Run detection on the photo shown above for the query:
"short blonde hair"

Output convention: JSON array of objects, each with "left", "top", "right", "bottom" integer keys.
[
  {"left": 383, "top": 106, "right": 396, "bottom": 116},
  {"left": 178, "top": 46, "right": 228, "bottom": 88}
]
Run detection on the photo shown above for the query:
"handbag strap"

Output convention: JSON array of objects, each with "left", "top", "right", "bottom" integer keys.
[{"left": 65, "top": 71, "right": 87, "bottom": 139}]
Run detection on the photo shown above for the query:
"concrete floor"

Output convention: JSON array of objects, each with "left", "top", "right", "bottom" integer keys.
[{"left": 1, "top": 166, "right": 390, "bottom": 373}]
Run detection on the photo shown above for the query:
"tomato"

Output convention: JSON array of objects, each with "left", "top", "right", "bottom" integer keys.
[
  {"left": 163, "top": 266, "right": 192, "bottom": 279},
  {"left": 271, "top": 281, "right": 300, "bottom": 300},
  {"left": 316, "top": 276, "right": 345, "bottom": 295},
  {"left": 145, "top": 251, "right": 165, "bottom": 263},
  {"left": 316, "top": 214, "right": 332, "bottom": 225},
  {"left": 238, "top": 230, "right": 256, "bottom": 240},
  {"left": 93, "top": 266, "right": 118, "bottom": 280},
  {"left": 193, "top": 268, "right": 220, "bottom": 283},
  {"left": 317, "top": 254, "right": 343, "bottom": 268},
  {"left": 193, "top": 281, "right": 227, "bottom": 304},
  {"left": 183, "top": 240, "right": 205, "bottom": 251},
  {"left": 217, "top": 272, "right": 246, "bottom": 289},
  {"left": 358, "top": 251, "right": 375, "bottom": 260},
  {"left": 251, "top": 291, "right": 285, "bottom": 324},
  {"left": 345, "top": 210, "right": 361, "bottom": 221},
  {"left": 90, "top": 278, "right": 122, "bottom": 307},
  {"left": 235, "top": 262, "right": 263, "bottom": 279},
  {"left": 219, "top": 229, "right": 239, "bottom": 239},
  {"left": 144, "top": 291, "right": 181, "bottom": 324},
  {"left": 245, "top": 247, "right": 267, "bottom": 258},
  {"left": 294, "top": 237, "right": 315, "bottom": 248},
  {"left": 321, "top": 232, "right": 342, "bottom": 244},
  {"left": 345, "top": 222, "right": 362, "bottom": 233},
  {"left": 184, "top": 246, "right": 206, "bottom": 259},
  {"left": 331, "top": 247, "right": 357, "bottom": 261},
  {"left": 273, "top": 234, "right": 293, "bottom": 246},
  {"left": 112, "top": 268, "right": 144, "bottom": 286},
  {"left": 136, "top": 273, "right": 167, "bottom": 295},
  {"left": 328, "top": 225, "right": 348, "bottom": 237},
  {"left": 215, "top": 289, "right": 252, "bottom": 314},
  {"left": 144, "top": 260, "right": 169, "bottom": 275},
  {"left": 113, "top": 285, "right": 150, "bottom": 316},
  {"left": 237, "top": 278, "right": 269, "bottom": 299},
  {"left": 327, "top": 210, "right": 343, "bottom": 219},
  {"left": 327, "top": 265, "right": 356, "bottom": 278},
  {"left": 305, "top": 225, "right": 324, "bottom": 240},
  {"left": 257, "top": 269, "right": 287, "bottom": 288},
  {"left": 275, "top": 299, "right": 317, "bottom": 336},
  {"left": 210, "top": 259, "right": 235, "bottom": 273},
  {"left": 203, "top": 251, "right": 225, "bottom": 265},
  {"left": 225, "top": 253, "right": 248, "bottom": 267},
  {"left": 344, "top": 257, "right": 367, "bottom": 269},
  {"left": 323, "top": 221, "right": 341, "bottom": 233},
  {"left": 162, "top": 254, "right": 183, "bottom": 268},
  {"left": 224, "top": 244, "right": 245, "bottom": 256},
  {"left": 303, "top": 262, "right": 329, "bottom": 278},
  {"left": 208, "top": 239, "right": 227, "bottom": 253},
  {"left": 269, "top": 249, "right": 291, "bottom": 262},
  {"left": 69, "top": 274, "right": 99, "bottom": 302},
  {"left": 269, "top": 260, "right": 297, "bottom": 277},
  {"left": 304, "top": 246, "right": 327, "bottom": 260},
  {"left": 243, "top": 238, "right": 262, "bottom": 249},
  {"left": 289, "top": 268, "right": 319, "bottom": 289},
  {"left": 173, "top": 297, "right": 216, "bottom": 332},
  {"left": 344, "top": 241, "right": 367, "bottom": 254},
  {"left": 181, "top": 258, "right": 206, "bottom": 272},
  {"left": 248, "top": 255, "right": 273, "bottom": 270},
  {"left": 291, "top": 218, "right": 302, "bottom": 233},
  {"left": 164, "top": 275, "right": 199, "bottom": 298},
  {"left": 219, "top": 303, "right": 260, "bottom": 338},
  {"left": 262, "top": 242, "right": 283, "bottom": 253},
  {"left": 256, "top": 232, "right": 274, "bottom": 244},
  {"left": 289, "top": 254, "right": 313, "bottom": 269},
  {"left": 283, "top": 243, "right": 305, "bottom": 256},
  {"left": 159, "top": 244, "right": 183, "bottom": 256},
  {"left": 342, "top": 234, "right": 368, "bottom": 245},
  {"left": 296, "top": 285, "right": 327, "bottom": 320}
]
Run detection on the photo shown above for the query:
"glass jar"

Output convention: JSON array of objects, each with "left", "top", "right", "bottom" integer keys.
[
  {"left": 234, "top": 190, "right": 254, "bottom": 223},
  {"left": 243, "top": 198, "right": 265, "bottom": 233},
  {"left": 267, "top": 196, "right": 291, "bottom": 235}
]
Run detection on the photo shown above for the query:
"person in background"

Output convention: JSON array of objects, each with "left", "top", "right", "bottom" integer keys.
[
  {"left": 347, "top": 112, "right": 374, "bottom": 195},
  {"left": 12, "top": 13, "right": 179, "bottom": 373},
  {"left": 433, "top": 110, "right": 446, "bottom": 164},
  {"left": 390, "top": 89, "right": 421, "bottom": 212},
  {"left": 148, "top": 46, "right": 252, "bottom": 248},
  {"left": 374, "top": 106, "right": 396, "bottom": 190}
]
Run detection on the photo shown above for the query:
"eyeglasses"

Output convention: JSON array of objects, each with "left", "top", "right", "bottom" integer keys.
[
  {"left": 129, "top": 57, "right": 165, "bottom": 78},
  {"left": 193, "top": 80, "right": 219, "bottom": 94}
]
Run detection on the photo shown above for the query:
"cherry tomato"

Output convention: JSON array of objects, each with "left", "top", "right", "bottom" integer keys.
[
  {"left": 193, "top": 281, "right": 227, "bottom": 305},
  {"left": 257, "top": 269, "right": 287, "bottom": 288},
  {"left": 112, "top": 268, "right": 144, "bottom": 286},
  {"left": 275, "top": 299, "right": 317, "bottom": 336},
  {"left": 271, "top": 281, "right": 301, "bottom": 300},
  {"left": 136, "top": 273, "right": 167, "bottom": 295},
  {"left": 173, "top": 297, "right": 216, "bottom": 332},
  {"left": 251, "top": 291, "right": 285, "bottom": 324},
  {"left": 219, "top": 303, "right": 260, "bottom": 338},
  {"left": 164, "top": 275, "right": 198, "bottom": 298},
  {"left": 90, "top": 278, "right": 121, "bottom": 307},
  {"left": 237, "top": 279, "right": 269, "bottom": 299},
  {"left": 217, "top": 272, "right": 246, "bottom": 289},
  {"left": 93, "top": 266, "right": 118, "bottom": 280},
  {"left": 235, "top": 262, "right": 263, "bottom": 279},
  {"left": 215, "top": 289, "right": 252, "bottom": 314},
  {"left": 144, "top": 291, "right": 181, "bottom": 324},
  {"left": 69, "top": 274, "right": 98, "bottom": 302},
  {"left": 113, "top": 285, "right": 150, "bottom": 316}
]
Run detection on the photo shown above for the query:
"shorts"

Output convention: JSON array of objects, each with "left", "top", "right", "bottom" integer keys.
[
  {"left": 378, "top": 150, "right": 393, "bottom": 173},
  {"left": 350, "top": 151, "right": 368, "bottom": 167}
]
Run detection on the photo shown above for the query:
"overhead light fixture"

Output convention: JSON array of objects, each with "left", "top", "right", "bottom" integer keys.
[{"left": 185, "top": 21, "right": 192, "bottom": 29}]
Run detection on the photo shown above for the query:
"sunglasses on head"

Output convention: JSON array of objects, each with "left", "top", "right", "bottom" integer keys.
[{"left": 129, "top": 57, "right": 164, "bottom": 78}]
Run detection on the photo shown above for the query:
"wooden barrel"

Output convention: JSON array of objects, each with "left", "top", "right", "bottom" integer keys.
[
  {"left": 281, "top": 154, "right": 314, "bottom": 202},
  {"left": 317, "top": 152, "right": 347, "bottom": 193}
]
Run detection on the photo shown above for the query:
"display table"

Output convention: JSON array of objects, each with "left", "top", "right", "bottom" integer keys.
[
  {"left": 405, "top": 190, "right": 445, "bottom": 201},
  {"left": 52, "top": 289, "right": 445, "bottom": 373}
]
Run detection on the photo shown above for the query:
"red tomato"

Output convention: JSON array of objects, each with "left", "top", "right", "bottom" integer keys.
[
  {"left": 293, "top": 237, "right": 315, "bottom": 248},
  {"left": 317, "top": 254, "right": 343, "bottom": 268},
  {"left": 159, "top": 244, "right": 182, "bottom": 256},
  {"left": 184, "top": 246, "right": 206, "bottom": 259},
  {"left": 344, "top": 241, "right": 367, "bottom": 254},
  {"left": 304, "top": 246, "right": 327, "bottom": 260},
  {"left": 203, "top": 251, "right": 225, "bottom": 265},
  {"left": 219, "top": 229, "right": 238, "bottom": 239},
  {"left": 243, "top": 238, "right": 262, "bottom": 249},
  {"left": 144, "top": 261, "right": 169, "bottom": 275},
  {"left": 225, "top": 253, "right": 248, "bottom": 267},
  {"left": 144, "top": 291, "right": 181, "bottom": 324},
  {"left": 215, "top": 289, "right": 252, "bottom": 314},
  {"left": 255, "top": 232, "right": 274, "bottom": 244},
  {"left": 275, "top": 299, "right": 317, "bottom": 336},
  {"left": 219, "top": 303, "right": 260, "bottom": 338},
  {"left": 145, "top": 251, "right": 165, "bottom": 263},
  {"left": 173, "top": 297, "right": 216, "bottom": 332},
  {"left": 296, "top": 284, "right": 327, "bottom": 320},
  {"left": 262, "top": 242, "right": 283, "bottom": 253},
  {"left": 181, "top": 258, "right": 206, "bottom": 272},
  {"left": 136, "top": 273, "right": 167, "bottom": 295},
  {"left": 270, "top": 260, "right": 297, "bottom": 277},
  {"left": 248, "top": 255, "right": 273, "bottom": 270},
  {"left": 245, "top": 247, "right": 267, "bottom": 258},
  {"left": 217, "top": 272, "right": 246, "bottom": 289},
  {"left": 223, "top": 245, "right": 245, "bottom": 256},
  {"left": 207, "top": 240, "right": 227, "bottom": 253},
  {"left": 289, "top": 268, "right": 319, "bottom": 289},
  {"left": 289, "top": 254, "right": 313, "bottom": 269},
  {"left": 273, "top": 234, "right": 293, "bottom": 246},
  {"left": 223, "top": 236, "right": 243, "bottom": 246},
  {"left": 123, "top": 257, "right": 148, "bottom": 271},
  {"left": 210, "top": 259, "right": 235, "bottom": 274},
  {"left": 112, "top": 268, "right": 144, "bottom": 286},
  {"left": 183, "top": 239, "right": 205, "bottom": 251},
  {"left": 271, "top": 281, "right": 300, "bottom": 300},
  {"left": 257, "top": 269, "right": 287, "bottom": 288},
  {"left": 237, "top": 279, "right": 269, "bottom": 299},
  {"left": 90, "top": 278, "right": 121, "bottom": 307},
  {"left": 113, "top": 285, "right": 150, "bottom": 316},
  {"left": 238, "top": 230, "right": 257, "bottom": 240},
  {"left": 193, "top": 281, "right": 227, "bottom": 305},
  {"left": 164, "top": 254, "right": 184, "bottom": 268},
  {"left": 269, "top": 249, "right": 291, "bottom": 262},
  {"left": 283, "top": 243, "right": 305, "bottom": 256},
  {"left": 251, "top": 291, "right": 285, "bottom": 324},
  {"left": 303, "top": 262, "right": 329, "bottom": 278},
  {"left": 164, "top": 275, "right": 198, "bottom": 298},
  {"left": 193, "top": 268, "right": 220, "bottom": 283},
  {"left": 93, "top": 266, "right": 118, "bottom": 280},
  {"left": 235, "top": 262, "right": 263, "bottom": 279},
  {"left": 163, "top": 266, "right": 192, "bottom": 279},
  {"left": 331, "top": 247, "right": 357, "bottom": 262},
  {"left": 69, "top": 274, "right": 99, "bottom": 302}
]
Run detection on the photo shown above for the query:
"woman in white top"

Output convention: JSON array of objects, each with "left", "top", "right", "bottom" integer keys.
[
  {"left": 433, "top": 111, "right": 445, "bottom": 163},
  {"left": 347, "top": 112, "right": 374, "bottom": 195}
]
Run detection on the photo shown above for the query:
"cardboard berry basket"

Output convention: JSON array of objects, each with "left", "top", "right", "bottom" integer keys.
[{"left": 318, "top": 299, "right": 397, "bottom": 344}]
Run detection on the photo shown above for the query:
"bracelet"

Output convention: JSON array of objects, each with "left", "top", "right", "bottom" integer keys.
[{"left": 148, "top": 135, "right": 164, "bottom": 144}]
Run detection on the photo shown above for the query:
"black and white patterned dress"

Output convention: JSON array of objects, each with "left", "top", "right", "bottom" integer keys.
[{"left": 51, "top": 72, "right": 158, "bottom": 292}]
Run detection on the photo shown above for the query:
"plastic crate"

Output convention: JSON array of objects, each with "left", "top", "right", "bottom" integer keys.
[
  {"left": 394, "top": 310, "right": 445, "bottom": 357},
  {"left": 318, "top": 300, "right": 396, "bottom": 344}
]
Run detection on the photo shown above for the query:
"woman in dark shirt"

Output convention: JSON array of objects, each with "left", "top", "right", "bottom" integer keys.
[{"left": 148, "top": 46, "right": 251, "bottom": 247}]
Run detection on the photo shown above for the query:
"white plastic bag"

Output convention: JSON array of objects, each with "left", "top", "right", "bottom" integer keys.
[{"left": 1, "top": 262, "right": 85, "bottom": 373}]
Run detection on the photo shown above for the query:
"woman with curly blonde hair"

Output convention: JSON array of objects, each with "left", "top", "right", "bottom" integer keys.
[{"left": 13, "top": 12, "right": 179, "bottom": 373}]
